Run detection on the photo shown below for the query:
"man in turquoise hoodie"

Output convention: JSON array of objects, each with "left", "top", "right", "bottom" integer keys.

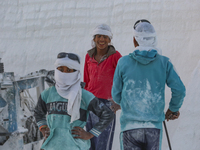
[{"left": 111, "top": 20, "right": 186, "bottom": 150}]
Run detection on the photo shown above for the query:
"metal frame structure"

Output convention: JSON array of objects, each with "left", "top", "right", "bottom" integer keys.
[{"left": 0, "top": 62, "right": 54, "bottom": 150}]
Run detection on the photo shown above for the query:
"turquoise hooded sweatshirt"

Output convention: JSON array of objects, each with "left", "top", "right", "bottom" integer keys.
[{"left": 112, "top": 49, "right": 186, "bottom": 132}]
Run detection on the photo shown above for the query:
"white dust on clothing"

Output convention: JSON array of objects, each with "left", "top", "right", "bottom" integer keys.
[{"left": 123, "top": 79, "right": 163, "bottom": 116}]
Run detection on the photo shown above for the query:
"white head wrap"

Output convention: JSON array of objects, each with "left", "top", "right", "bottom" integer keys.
[
  {"left": 133, "top": 22, "right": 162, "bottom": 54},
  {"left": 91, "top": 24, "right": 113, "bottom": 48},
  {"left": 54, "top": 55, "right": 81, "bottom": 123}
]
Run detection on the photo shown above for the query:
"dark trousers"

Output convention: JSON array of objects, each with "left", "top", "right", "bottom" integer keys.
[
  {"left": 86, "top": 98, "right": 116, "bottom": 150},
  {"left": 122, "top": 128, "right": 160, "bottom": 150}
]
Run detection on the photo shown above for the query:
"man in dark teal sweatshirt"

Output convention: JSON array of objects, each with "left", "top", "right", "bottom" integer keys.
[{"left": 34, "top": 52, "right": 114, "bottom": 150}]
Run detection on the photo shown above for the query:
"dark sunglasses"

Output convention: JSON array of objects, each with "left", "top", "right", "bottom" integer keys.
[
  {"left": 57, "top": 52, "right": 80, "bottom": 64},
  {"left": 133, "top": 19, "right": 151, "bottom": 29}
]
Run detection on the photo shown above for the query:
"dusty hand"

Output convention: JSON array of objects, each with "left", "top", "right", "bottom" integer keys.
[
  {"left": 165, "top": 109, "right": 180, "bottom": 121},
  {"left": 40, "top": 127, "right": 50, "bottom": 140},
  {"left": 71, "top": 126, "right": 94, "bottom": 140},
  {"left": 109, "top": 99, "right": 121, "bottom": 114}
]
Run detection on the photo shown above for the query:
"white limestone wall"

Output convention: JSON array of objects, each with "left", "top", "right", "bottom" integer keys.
[{"left": 0, "top": 0, "right": 200, "bottom": 149}]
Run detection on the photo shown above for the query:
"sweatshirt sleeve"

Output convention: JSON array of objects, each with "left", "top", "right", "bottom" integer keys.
[
  {"left": 87, "top": 97, "right": 115, "bottom": 137},
  {"left": 112, "top": 59, "right": 123, "bottom": 104},
  {"left": 84, "top": 54, "right": 90, "bottom": 89},
  {"left": 166, "top": 60, "right": 186, "bottom": 112},
  {"left": 34, "top": 95, "right": 47, "bottom": 128}
]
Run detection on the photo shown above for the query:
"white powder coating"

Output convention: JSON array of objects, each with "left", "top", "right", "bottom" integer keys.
[
  {"left": 1, "top": 0, "right": 200, "bottom": 149},
  {"left": 124, "top": 79, "right": 164, "bottom": 112},
  {"left": 124, "top": 79, "right": 163, "bottom": 116}
]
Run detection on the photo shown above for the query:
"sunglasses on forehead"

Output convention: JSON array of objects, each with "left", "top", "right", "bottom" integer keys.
[
  {"left": 133, "top": 19, "right": 151, "bottom": 29},
  {"left": 57, "top": 52, "right": 80, "bottom": 64}
]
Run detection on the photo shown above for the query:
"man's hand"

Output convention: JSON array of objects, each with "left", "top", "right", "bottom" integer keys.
[
  {"left": 71, "top": 126, "right": 94, "bottom": 140},
  {"left": 165, "top": 109, "right": 180, "bottom": 121},
  {"left": 109, "top": 99, "right": 121, "bottom": 114},
  {"left": 40, "top": 126, "right": 50, "bottom": 140}
]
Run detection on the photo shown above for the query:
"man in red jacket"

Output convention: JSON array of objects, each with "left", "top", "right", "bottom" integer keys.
[{"left": 84, "top": 24, "right": 122, "bottom": 150}]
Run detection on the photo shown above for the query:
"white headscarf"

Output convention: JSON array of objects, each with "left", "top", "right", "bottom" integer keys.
[
  {"left": 91, "top": 24, "right": 113, "bottom": 48},
  {"left": 54, "top": 56, "right": 81, "bottom": 123},
  {"left": 133, "top": 22, "right": 162, "bottom": 55}
]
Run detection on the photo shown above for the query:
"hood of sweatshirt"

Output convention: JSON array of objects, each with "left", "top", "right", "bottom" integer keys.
[{"left": 129, "top": 49, "right": 157, "bottom": 65}]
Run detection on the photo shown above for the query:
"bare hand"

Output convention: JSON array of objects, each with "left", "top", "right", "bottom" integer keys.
[
  {"left": 40, "top": 127, "right": 50, "bottom": 140},
  {"left": 109, "top": 99, "right": 121, "bottom": 114},
  {"left": 71, "top": 126, "right": 94, "bottom": 140},
  {"left": 165, "top": 109, "right": 180, "bottom": 121}
]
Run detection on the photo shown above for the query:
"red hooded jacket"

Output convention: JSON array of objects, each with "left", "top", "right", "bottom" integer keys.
[{"left": 84, "top": 46, "right": 122, "bottom": 100}]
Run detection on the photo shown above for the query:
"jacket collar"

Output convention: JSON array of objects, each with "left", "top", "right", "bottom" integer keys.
[{"left": 87, "top": 45, "right": 116, "bottom": 58}]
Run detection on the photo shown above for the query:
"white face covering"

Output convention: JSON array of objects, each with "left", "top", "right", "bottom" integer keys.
[
  {"left": 55, "top": 69, "right": 80, "bottom": 88},
  {"left": 54, "top": 56, "right": 81, "bottom": 123}
]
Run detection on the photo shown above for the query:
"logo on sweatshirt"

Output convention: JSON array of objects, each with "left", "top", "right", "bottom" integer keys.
[
  {"left": 46, "top": 101, "right": 87, "bottom": 121},
  {"left": 47, "top": 101, "right": 68, "bottom": 115}
]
